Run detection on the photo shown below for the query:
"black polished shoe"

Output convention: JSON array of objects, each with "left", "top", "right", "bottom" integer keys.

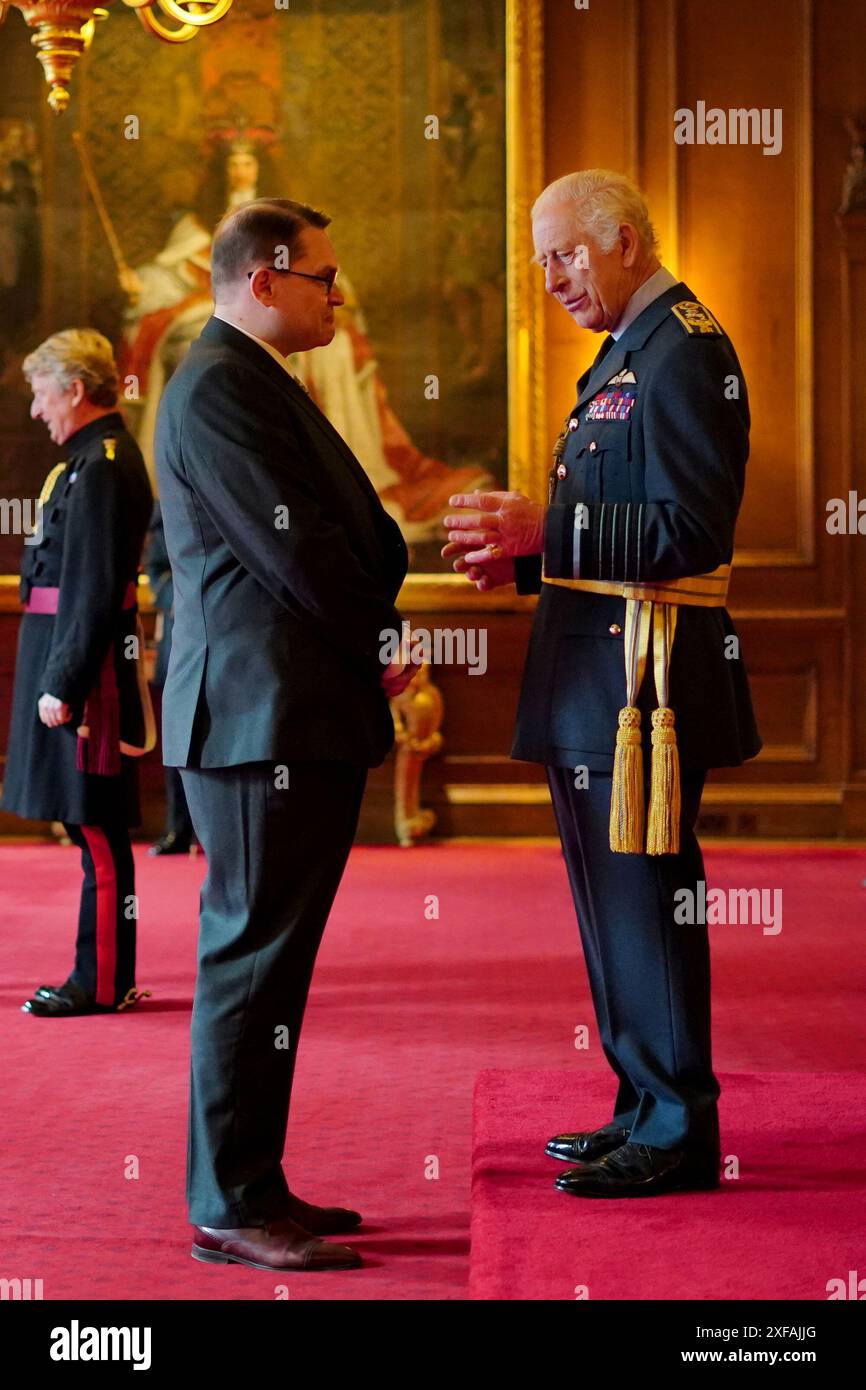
[
  {"left": 34, "top": 978, "right": 74, "bottom": 1001},
  {"left": 23, "top": 982, "right": 151, "bottom": 1016},
  {"left": 148, "top": 831, "right": 192, "bottom": 857},
  {"left": 555, "top": 1142, "right": 720, "bottom": 1197},
  {"left": 545, "top": 1124, "right": 631, "bottom": 1164}
]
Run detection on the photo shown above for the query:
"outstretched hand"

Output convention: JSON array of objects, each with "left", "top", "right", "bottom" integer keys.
[{"left": 443, "top": 490, "right": 545, "bottom": 564}]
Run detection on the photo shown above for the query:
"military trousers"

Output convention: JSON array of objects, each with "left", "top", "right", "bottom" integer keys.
[
  {"left": 546, "top": 765, "right": 720, "bottom": 1155},
  {"left": 64, "top": 820, "right": 137, "bottom": 1007}
]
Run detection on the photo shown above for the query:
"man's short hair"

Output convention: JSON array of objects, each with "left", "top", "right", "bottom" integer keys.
[
  {"left": 211, "top": 197, "right": 331, "bottom": 296},
  {"left": 22, "top": 328, "right": 119, "bottom": 407},
  {"left": 532, "top": 169, "right": 659, "bottom": 256}
]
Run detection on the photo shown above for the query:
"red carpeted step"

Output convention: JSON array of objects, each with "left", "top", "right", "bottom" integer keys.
[
  {"left": 469, "top": 1068, "right": 866, "bottom": 1301},
  {"left": 2, "top": 841, "right": 865, "bottom": 1300}
]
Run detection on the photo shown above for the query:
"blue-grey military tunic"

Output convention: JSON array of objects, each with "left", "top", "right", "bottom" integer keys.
[{"left": 511, "top": 280, "right": 761, "bottom": 774}]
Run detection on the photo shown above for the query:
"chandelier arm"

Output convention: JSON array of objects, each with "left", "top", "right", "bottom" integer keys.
[
  {"left": 12, "top": 0, "right": 236, "bottom": 108},
  {"left": 134, "top": 6, "right": 197, "bottom": 41},
  {"left": 147, "top": 0, "right": 234, "bottom": 27}
]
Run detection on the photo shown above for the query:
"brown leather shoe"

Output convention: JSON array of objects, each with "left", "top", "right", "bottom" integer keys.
[
  {"left": 286, "top": 1192, "right": 362, "bottom": 1235},
  {"left": 191, "top": 1217, "right": 362, "bottom": 1271}
]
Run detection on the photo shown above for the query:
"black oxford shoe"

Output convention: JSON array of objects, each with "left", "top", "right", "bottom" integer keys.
[
  {"left": 34, "top": 979, "right": 74, "bottom": 1000},
  {"left": 555, "top": 1142, "right": 720, "bottom": 1197},
  {"left": 22, "top": 982, "right": 151, "bottom": 1016},
  {"left": 545, "top": 1124, "right": 631, "bottom": 1164}
]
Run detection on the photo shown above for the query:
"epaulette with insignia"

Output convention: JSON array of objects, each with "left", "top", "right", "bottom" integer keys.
[
  {"left": 102, "top": 436, "right": 117, "bottom": 461},
  {"left": 670, "top": 300, "right": 723, "bottom": 336}
]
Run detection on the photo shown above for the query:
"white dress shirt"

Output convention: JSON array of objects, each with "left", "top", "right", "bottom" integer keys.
[
  {"left": 610, "top": 265, "right": 679, "bottom": 340},
  {"left": 212, "top": 312, "right": 307, "bottom": 388}
]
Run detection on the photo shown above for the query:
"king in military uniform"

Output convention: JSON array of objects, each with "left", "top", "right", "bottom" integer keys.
[
  {"left": 445, "top": 169, "right": 761, "bottom": 1197},
  {"left": 2, "top": 329, "right": 154, "bottom": 1016}
]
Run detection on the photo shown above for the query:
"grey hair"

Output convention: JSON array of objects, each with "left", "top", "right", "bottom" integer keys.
[
  {"left": 532, "top": 169, "right": 659, "bottom": 256},
  {"left": 22, "top": 328, "right": 119, "bottom": 407}
]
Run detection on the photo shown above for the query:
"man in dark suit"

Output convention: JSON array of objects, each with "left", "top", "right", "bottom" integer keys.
[
  {"left": 155, "top": 198, "right": 410, "bottom": 1271},
  {"left": 445, "top": 169, "right": 761, "bottom": 1198},
  {"left": 142, "top": 501, "right": 195, "bottom": 856}
]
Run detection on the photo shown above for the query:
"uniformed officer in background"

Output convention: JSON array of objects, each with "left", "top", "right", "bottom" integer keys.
[
  {"left": 2, "top": 329, "right": 154, "bottom": 1016},
  {"left": 445, "top": 169, "right": 761, "bottom": 1197}
]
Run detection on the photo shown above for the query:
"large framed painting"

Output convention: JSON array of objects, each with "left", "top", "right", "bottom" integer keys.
[{"left": 0, "top": 0, "right": 545, "bottom": 607}]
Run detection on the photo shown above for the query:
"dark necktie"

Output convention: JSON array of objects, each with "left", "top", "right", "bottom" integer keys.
[{"left": 594, "top": 333, "right": 615, "bottom": 367}]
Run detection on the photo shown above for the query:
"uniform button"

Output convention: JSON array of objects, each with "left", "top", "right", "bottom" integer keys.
[
  {"left": 568, "top": 418, "right": 579, "bottom": 432},
  {"left": 556, "top": 463, "right": 567, "bottom": 480},
  {"left": 589, "top": 441, "right": 597, "bottom": 453},
  {"left": 609, "top": 623, "right": 622, "bottom": 635}
]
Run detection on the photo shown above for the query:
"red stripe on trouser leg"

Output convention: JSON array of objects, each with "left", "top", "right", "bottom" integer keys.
[{"left": 81, "top": 825, "right": 118, "bottom": 1006}]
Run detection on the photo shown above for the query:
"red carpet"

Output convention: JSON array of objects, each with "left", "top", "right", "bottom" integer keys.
[
  {"left": 1, "top": 841, "right": 864, "bottom": 1300},
  {"left": 469, "top": 1069, "right": 866, "bottom": 1301}
]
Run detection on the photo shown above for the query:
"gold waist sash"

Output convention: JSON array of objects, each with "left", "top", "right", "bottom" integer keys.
[
  {"left": 541, "top": 563, "right": 731, "bottom": 607},
  {"left": 540, "top": 564, "right": 731, "bottom": 856}
]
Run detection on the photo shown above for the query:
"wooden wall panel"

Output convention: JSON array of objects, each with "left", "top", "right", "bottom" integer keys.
[
  {"left": 842, "top": 218, "right": 866, "bottom": 786},
  {"left": 529, "top": 0, "right": 864, "bottom": 837},
  {"left": 540, "top": 0, "right": 638, "bottom": 448},
  {"left": 675, "top": 0, "right": 813, "bottom": 566}
]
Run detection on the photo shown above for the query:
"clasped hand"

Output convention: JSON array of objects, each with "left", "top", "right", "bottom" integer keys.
[
  {"left": 381, "top": 629, "right": 427, "bottom": 699},
  {"left": 38, "top": 693, "right": 71, "bottom": 727}
]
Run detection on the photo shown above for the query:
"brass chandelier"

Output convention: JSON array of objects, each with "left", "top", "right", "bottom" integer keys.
[{"left": 1, "top": 1, "right": 235, "bottom": 114}]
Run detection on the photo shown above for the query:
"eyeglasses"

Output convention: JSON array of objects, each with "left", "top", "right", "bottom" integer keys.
[{"left": 247, "top": 265, "right": 338, "bottom": 293}]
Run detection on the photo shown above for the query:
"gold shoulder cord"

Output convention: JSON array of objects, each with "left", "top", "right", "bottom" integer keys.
[
  {"left": 549, "top": 414, "right": 572, "bottom": 503},
  {"left": 37, "top": 462, "right": 67, "bottom": 508}
]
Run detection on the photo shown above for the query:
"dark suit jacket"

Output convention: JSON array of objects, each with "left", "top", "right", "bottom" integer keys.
[
  {"left": 142, "top": 500, "right": 174, "bottom": 688},
  {"left": 154, "top": 316, "right": 408, "bottom": 769},
  {"left": 511, "top": 281, "right": 761, "bottom": 772}
]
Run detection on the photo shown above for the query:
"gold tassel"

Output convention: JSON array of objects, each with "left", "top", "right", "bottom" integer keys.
[
  {"left": 646, "top": 707, "right": 681, "bottom": 855},
  {"left": 609, "top": 706, "right": 645, "bottom": 853}
]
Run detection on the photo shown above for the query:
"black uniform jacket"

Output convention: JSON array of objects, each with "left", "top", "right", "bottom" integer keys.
[
  {"left": 154, "top": 316, "right": 409, "bottom": 770},
  {"left": 511, "top": 281, "right": 762, "bottom": 773},
  {"left": 1, "top": 412, "right": 153, "bottom": 824}
]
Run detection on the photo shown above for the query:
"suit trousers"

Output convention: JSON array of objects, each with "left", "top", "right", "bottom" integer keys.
[
  {"left": 546, "top": 765, "right": 720, "bottom": 1154},
  {"left": 163, "top": 764, "right": 193, "bottom": 843},
  {"left": 179, "top": 759, "right": 367, "bottom": 1227}
]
